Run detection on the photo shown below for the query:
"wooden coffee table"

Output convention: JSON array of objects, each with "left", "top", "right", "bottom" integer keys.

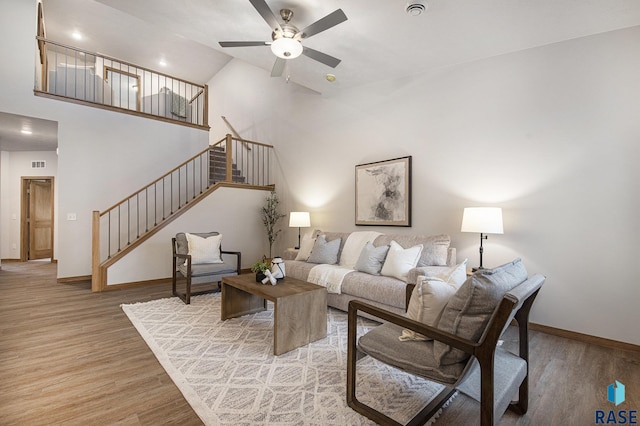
[{"left": 221, "top": 274, "right": 327, "bottom": 355}]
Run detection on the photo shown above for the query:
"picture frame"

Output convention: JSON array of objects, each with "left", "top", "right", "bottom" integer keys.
[{"left": 355, "top": 156, "right": 412, "bottom": 226}]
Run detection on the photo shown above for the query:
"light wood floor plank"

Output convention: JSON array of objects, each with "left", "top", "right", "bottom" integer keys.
[{"left": 1, "top": 261, "right": 638, "bottom": 425}]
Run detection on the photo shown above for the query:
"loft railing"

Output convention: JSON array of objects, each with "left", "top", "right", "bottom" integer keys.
[
  {"left": 34, "top": 36, "right": 208, "bottom": 129},
  {"left": 91, "top": 135, "right": 275, "bottom": 291}
]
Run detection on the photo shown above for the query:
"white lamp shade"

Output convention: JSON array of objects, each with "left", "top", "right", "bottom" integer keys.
[
  {"left": 270, "top": 37, "right": 303, "bottom": 59},
  {"left": 461, "top": 207, "right": 504, "bottom": 234},
  {"left": 289, "top": 212, "right": 310, "bottom": 228}
]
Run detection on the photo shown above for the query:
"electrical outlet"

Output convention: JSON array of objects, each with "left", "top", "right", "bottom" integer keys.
[{"left": 67, "top": 213, "right": 77, "bottom": 221}]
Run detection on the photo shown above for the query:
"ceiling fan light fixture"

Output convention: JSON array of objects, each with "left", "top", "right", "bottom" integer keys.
[{"left": 270, "top": 37, "right": 302, "bottom": 59}]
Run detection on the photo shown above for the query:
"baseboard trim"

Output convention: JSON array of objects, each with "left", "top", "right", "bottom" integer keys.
[
  {"left": 58, "top": 275, "right": 92, "bottom": 283},
  {"left": 530, "top": 323, "right": 639, "bottom": 353},
  {"left": 103, "top": 277, "right": 173, "bottom": 291}
]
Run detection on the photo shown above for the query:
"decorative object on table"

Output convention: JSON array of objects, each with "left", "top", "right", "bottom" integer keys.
[
  {"left": 289, "top": 211, "right": 311, "bottom": 249},
  {"left": 250, "top": 260, "right": 270, "bottom": 282},
  {"left": 261, "top": 191, "right": 286, "bottom": 257},
  {"left": 261, "top": 269, "right": 277, "bottom": 285},
  {"left": 269, "top": 256, "right": 285, "bottom": 280},
  {"left": 355, "top": 156, "right": 412, "bottom": 226},
  {"left": 461, "top": 207, "right": 504, "bottom": 271}
]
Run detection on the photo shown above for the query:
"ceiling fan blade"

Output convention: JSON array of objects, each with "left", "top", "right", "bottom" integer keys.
[
  {"left": 302, "top": 46, "right": 341, "bottom": 68},
  {"left": 298, "top": 9, "right": 347, "bottom": 39},
  {"left": 249, "top": 0, "right": 282, "bottom": 33},
  {"left": 219, "top": 41, "right": 270, "bottom": 47},
  {"left": 271, "top": 58, "right": 285, "bottom": 77}
]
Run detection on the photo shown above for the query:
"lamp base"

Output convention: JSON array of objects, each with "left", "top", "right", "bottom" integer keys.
[{"left": 471, "top": 266, "right": 486, "bottom": 273}]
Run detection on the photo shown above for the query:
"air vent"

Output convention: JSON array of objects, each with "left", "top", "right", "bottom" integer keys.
[
  {"left": 31, "top": 160, "right": 46, "bottom": 169},
  {"left": 406, "top": 1, "right": 427, "bottom": 16}
]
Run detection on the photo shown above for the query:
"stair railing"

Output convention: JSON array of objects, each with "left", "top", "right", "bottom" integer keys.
[
  {"left": 35, "top": 36, "right": 208, "bottom": 129},
  {"left": 91, "top": 135, "right": 274, "bottom": 291}
]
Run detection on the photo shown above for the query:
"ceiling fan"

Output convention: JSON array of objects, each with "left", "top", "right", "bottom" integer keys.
[{"left": 219, "top": 0, "right": 348, "bottom": 77}]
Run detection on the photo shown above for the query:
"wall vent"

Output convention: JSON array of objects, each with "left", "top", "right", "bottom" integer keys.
[{"left": 31, "top": 160, "right": 46, "bottom": 169}]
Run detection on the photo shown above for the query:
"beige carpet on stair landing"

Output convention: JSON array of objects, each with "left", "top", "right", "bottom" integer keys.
[{"left": 122, "top": 293, "right": 455, "bottom": 425}]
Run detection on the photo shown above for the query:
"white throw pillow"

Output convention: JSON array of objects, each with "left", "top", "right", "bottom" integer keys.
[
  {"left": 295, "top": 235, "right": 316, "bottom": 261},
  {"left": 185, "top": 233, "right": 223, "bottom": 265},
  {"left": 380, "top": 240, "right": 423, "bottom": 281},
  {"left": 400, "top": 260, "right": 468, "bottom": 341}
]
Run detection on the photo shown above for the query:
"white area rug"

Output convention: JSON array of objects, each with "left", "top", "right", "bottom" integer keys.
[{"left": 122, "top": 293, "right": 453, "bottom": 425}]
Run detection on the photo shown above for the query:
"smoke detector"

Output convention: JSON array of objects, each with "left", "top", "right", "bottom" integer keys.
[{"left": 406, "top": 0, "right": 427, "bottom": 16}]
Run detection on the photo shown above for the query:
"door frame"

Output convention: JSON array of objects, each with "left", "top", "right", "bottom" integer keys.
[{"left": 20, "top": 176, "right": 55, "bottom": 262}]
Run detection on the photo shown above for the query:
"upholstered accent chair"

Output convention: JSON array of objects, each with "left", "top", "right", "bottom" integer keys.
[
  {"left": 347, "top": 260, "right": 544, "bottom": 426},
  {"left": 172, "top": 232, "right": 241, "bottom": 304}
]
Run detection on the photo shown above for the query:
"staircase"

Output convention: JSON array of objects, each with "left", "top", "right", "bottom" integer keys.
[
  {"left": 209, "top": 146, "right": 246, "bottom": 184},
  {"left": 92, "top": 134, "right": 275, "bottom": 291}
]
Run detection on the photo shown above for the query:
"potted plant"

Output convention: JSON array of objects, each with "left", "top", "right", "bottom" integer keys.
[
  {"left": 261, "top": 191, "right": 286, "bottom": 258},
  {"left": 251, "top": 260, "right": 270, "bottom": 283}
]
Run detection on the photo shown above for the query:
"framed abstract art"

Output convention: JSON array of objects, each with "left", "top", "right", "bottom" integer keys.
[{"left": 355, "top": 156, "right": 412, "bottom": 226}]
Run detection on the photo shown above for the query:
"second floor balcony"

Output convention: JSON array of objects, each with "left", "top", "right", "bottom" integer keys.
[{"left": 34, "top": 36, "right": 208, "bottom": 130}]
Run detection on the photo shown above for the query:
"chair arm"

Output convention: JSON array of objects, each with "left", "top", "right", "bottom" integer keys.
[
  {"left": 221, "top": 250, "right": 242, "bottom": 274},
  {"left": 348, "top": 300, "right": 477, "bottom": 355}
]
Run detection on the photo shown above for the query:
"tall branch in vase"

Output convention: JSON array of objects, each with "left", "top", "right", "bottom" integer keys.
[{"left": 261, "top": 191, "right": 286, "bottom": 258}]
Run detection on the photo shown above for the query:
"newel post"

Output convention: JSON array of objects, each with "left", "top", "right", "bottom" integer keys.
[
  {"left": 225, "top": 133, "right": 233, "bottom": 182},
  {"left": 91, "top": 210, "right": 102, "bottom": 292},
  {"left": 203, "top": 84, "right": 209, "bottom": 128}
]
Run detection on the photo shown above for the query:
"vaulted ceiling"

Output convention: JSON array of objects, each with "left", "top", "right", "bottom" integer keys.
[
  {"left": 42, "top": 0, "right": 640, "bottom": 94},
  {"left": 6, "top": 0, "right": 640, "bottom": 152}
]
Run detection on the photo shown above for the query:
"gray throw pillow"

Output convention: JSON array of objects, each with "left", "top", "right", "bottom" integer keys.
[
  {"left": 355, "top": 242, "right": 389, "bottom": 275},
  {"left": 307, "top": 235, "right": 342, "bottom": 265},
  {"left": 434, "top": 258, "right": 528, "bottom": 366}
]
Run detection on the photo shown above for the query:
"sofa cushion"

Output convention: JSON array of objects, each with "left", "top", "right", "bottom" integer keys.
[
  {"left": 340, "top": 271, "right": 409, "bottom": 310},
  {"left": 373, "top": 234, "right": 450, "bottom": 267},
  {"left": 400, "top": 260, "right": 468, "bottom": 341},
  {"left": 295, "top": 234, "right": 316, "bottom": 261},
  {"left": 185, "top": 232, "right": 223, "bottom": 265},
  {"left": 435, "top": 258, "right": 528, "bottom": 366},
  {"left": 355, "top": 242, "right": 390, "bottom": 275},
  {"left": 307, "top": 235, "right": 342, "bottom": 265},
  {"left": 380, "top": 241, "right": 423, "bottom": 282}
]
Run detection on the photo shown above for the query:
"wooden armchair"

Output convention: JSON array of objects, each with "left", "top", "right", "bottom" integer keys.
[
  {"left": 172, "top": 232, "right": 241, "bottom": 304},
  {"left": 347, "top": 265, "right": 544, "bottom": 426}
]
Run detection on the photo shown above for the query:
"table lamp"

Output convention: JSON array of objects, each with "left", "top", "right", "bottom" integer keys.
[
  {"left": 289, "top": 212, "right": 310, "bottom": 249},
  {"left": 461, "top": 207, "right": 503, "bottom": 271}
]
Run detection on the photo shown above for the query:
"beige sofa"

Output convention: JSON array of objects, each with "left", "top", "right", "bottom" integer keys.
[{"left": 282, "top": 231, "right": 456, "bottom": 317}]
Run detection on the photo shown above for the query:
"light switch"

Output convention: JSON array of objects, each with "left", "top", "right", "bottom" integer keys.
[{"left": 67, "top": 213, "right": 77, "bottom": 221}]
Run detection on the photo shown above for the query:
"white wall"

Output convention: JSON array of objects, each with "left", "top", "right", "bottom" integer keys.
[
  {"left": 0, "top": 0, "right": 210, "bottom": 278},
  {"left": 208, "top": 27, "right": 640, "bottom": 345},
  {"left": 0, "top": 150, "right": 58, "bottom": 260}
]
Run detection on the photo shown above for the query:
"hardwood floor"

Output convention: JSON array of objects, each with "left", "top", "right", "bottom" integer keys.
[
  {"left": 1, "top": 261, "right": 638, "bottom": 425},
  {"left": 0, "top": 260, "right": 202, "bottom": 425}
]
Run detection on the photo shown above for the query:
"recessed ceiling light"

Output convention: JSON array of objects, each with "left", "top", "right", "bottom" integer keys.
[
  {"left": 21, "top": 129, "right": 32, "bottom": 135},
  {"left": 71, "top": 31, "right": 82, "bottom": 40},
  {"left": 325, "top": 74, "right": 336, "bottom": 82},
  {"left": 159, "top": 59, "right": 167, "bottom": 67}
]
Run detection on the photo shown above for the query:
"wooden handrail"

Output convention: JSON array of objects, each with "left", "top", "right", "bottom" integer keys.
[
  {"left": 211, "top": 134, "right": 274, "bottom": 149},
  {"left": 100, "top": 135, "right": 274, "bottom": 216},
  {"left": 99, "top": 146, "right": 210, "bottom": 216},
  {"left": 189, "top": 88, "right": 204, "bottom": 104}
]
